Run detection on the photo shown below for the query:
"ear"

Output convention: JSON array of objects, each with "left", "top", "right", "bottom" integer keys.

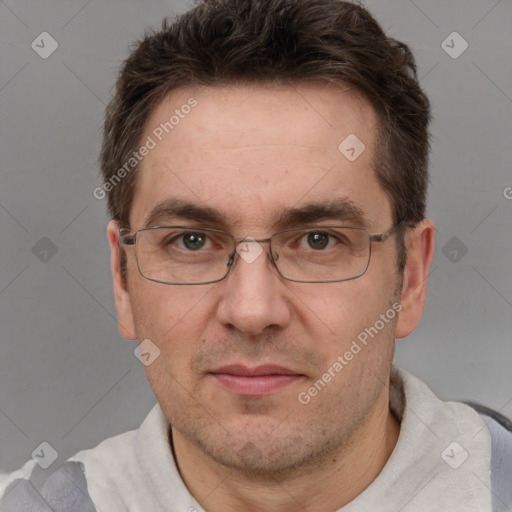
[
  {"left": 395, "top": 219, "right": 435, "bottom": 339},
  {"left": 107, "top": 220, "right": 137, "bottom": 340}
]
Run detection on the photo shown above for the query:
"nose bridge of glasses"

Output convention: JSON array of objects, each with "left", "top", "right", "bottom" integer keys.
[
  {"left": 234, "top": 237, "right": 272, "bottom": 245},
  {"left": 233, "top": 237, "right": 273, "bottom": 258},
  {"left": 228, "top": 237, "right": 276, "bottom": 269}
]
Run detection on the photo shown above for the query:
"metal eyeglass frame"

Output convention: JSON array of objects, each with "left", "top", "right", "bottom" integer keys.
[{"left": 119, "top": 220, "right": 408, "bottom": 285}]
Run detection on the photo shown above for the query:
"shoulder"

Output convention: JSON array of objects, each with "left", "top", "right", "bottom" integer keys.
[
  {"left": 0, "top": 421, "right": 140, "bottom": 511},
  {"left": 0, "top": 461, "right": 96, "bottom": 511},
  {"left": 0, "top": 404, "right": 169, "bottom": 511},
  {"left": 468, "top": 403, "right": 512, "bottom": 511}
]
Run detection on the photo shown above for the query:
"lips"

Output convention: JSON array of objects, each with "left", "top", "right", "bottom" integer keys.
[
  {"left": 210, "top": 364, "right": 303, "bottom": 396},
  {"left": 212, "top": 364, "right": 299, "bottom": 376}
]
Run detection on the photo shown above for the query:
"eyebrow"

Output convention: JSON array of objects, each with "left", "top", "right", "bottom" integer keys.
[
  {"left": 272, "top": 199, "right": 367, "bottom": 230},
  {"left": 141, "top": 197, "right": 367, "bottom": 231},
  {"left": 143, "top": 198, "right": 225, "bottom": 228}
]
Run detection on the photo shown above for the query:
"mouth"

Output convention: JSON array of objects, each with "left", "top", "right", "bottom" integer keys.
[{"left": 209, "top": 364, "right": 305, "bottom": 396}]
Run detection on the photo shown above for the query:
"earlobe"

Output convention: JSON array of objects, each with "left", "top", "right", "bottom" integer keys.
[
  {"left": 395, "top": 219, "right": 435, "bottom": 339},
  {"left": 107, "top": 220, "right": 137, "bottom": 340}
]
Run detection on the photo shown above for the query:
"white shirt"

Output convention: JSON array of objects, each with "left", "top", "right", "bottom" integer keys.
[{"left": 0, "top": 367, "right": 493, "bottom": 511}]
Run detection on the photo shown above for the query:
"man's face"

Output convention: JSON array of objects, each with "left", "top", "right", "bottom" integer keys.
[{"left": 111, "top": 83, "right": 406, "bottom": 473}]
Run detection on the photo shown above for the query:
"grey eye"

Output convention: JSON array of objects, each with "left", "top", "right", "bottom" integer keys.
[{"left": 182, "top": 232, "right": 207, "bottom": 250}]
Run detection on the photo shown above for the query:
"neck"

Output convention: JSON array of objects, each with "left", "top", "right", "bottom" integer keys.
[
  {"left": 172, "top": 390, "right": 400, "bottom": 512},
  {"left": 171, "top": 389, "right": 400, "bottom": 512}
]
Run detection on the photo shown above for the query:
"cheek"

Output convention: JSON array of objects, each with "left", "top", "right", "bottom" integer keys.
[
  {"left": 131, "top": 278, "right": 204, "bottom": 330},
  {"left": 130, "top": 287, "right": 209, "bottom": 406},
  {"left": 296, "top": 278, "right": 394, "bottom": 340},
  {"left": 129, "top": 282, "right": 215, "bottom": 366}
]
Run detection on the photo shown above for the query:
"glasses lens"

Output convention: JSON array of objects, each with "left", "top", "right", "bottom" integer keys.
[
  {"left": 131, "top": 226, "right": 371, "bottom": 284},
  {"left": 272, "top": 227, "right": 371, "bottom": 282},
  {"left": 135, "top": 227, "right": 234, "bottom": 284}
]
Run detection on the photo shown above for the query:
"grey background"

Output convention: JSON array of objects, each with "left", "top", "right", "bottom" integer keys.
[{"left": 0, "top": 0, "right": 511, "bottom": 474}]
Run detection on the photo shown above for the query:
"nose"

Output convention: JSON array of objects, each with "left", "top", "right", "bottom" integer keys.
[{"left": 215, "top": 240, "right": 291, "bottom": 335}]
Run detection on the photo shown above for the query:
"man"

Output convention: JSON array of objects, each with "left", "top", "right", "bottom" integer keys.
[{"left": 1, "top": 0, "right": 510, "bottom": 510}]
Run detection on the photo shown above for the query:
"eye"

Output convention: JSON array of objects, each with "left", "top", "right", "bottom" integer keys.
[
  {"left": 301, "top": 231, "right": 335, "bottom": 250},
  {"left": 176, "top": 232, "right": 211, "bottom": 251}
]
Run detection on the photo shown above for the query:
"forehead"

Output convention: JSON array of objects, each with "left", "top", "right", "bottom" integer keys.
[{"left": 130, "top": 82, "right": 391, "bottom": 231}]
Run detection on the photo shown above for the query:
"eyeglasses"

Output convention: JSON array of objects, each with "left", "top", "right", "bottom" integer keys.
[{"left": 119, "top": 223, "right": 405, "bottom": 285}]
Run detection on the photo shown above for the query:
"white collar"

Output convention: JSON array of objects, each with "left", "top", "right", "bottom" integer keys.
[
  {"left": 339, "top": 367, "right": 493, "bottom": 511},
  {"left": 77, "top": 367, "right": 493, "bottom": 511}
]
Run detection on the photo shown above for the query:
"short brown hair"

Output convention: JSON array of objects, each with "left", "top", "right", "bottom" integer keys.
[{"left": 100, "top": 0, "right": 431, "bottom": 276}]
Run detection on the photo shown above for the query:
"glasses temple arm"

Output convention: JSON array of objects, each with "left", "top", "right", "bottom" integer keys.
[{"left": 119, "top": 229, "right": 136, "bottom": 246}]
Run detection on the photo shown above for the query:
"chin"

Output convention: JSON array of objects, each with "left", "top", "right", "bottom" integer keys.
[{"left": 177, "top": 413, "right": 341, "bottom": 477}]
